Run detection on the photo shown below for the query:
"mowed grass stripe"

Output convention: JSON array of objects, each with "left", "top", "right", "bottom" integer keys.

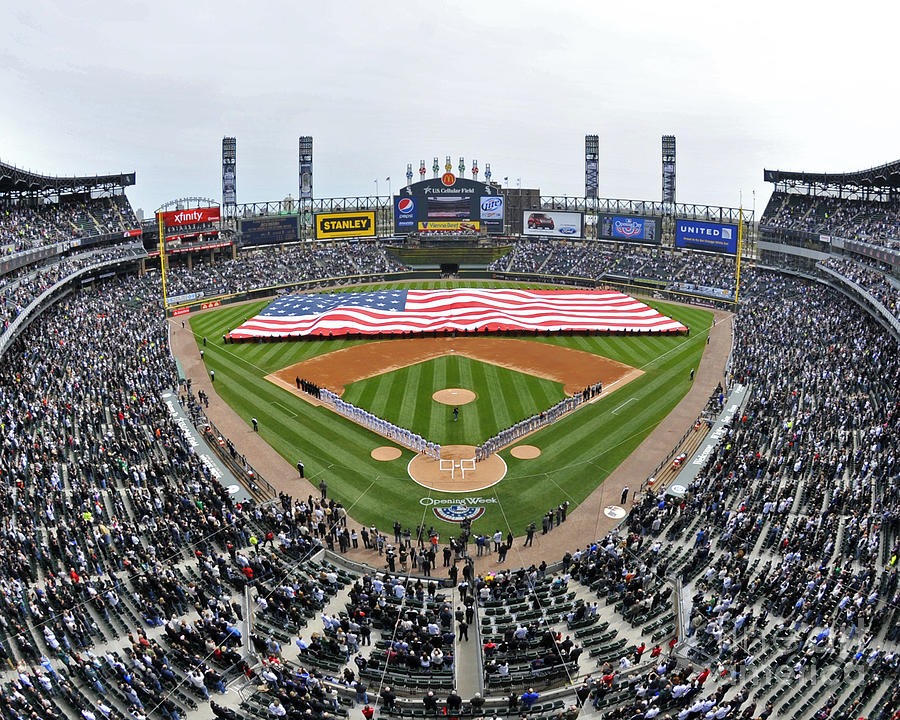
[
  {"left": 454, "top": 357, "right": 480, "bottom": 441},
  {"left": 478, "top": 362, "right": 507, "bottom": 430},
  {"left": 404, "top": 361, "right": 428, "bottom": 428},
  {"left": 499, "top": 365, "right": 531, "bottom": 428}
]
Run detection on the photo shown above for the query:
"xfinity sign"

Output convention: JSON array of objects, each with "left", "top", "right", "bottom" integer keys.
[
  {"left": 675, "top": 219, "right": 738, "bottom": 254},
  {"left": 162, "top": 206, "right": 221, "bottom": 227}
]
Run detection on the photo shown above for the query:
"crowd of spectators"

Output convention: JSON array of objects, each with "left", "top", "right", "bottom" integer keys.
[
  {"left": 0, "top": 242, "right": 144, "bottom": 335},
  {"left": 0, "top": 195, "right": 138, "bottom": 254},
  {"left": 491, "top": 242, "right": 738, "bottom": 297},
  {"left": 164, "top": 244, "right": 406, "bottom": 299},
  {"left": 761, "top": 191, "right": 900, "bottom": 249},
  {"left": 819, "top": 256, "right": 900, "bottom": 322},
  {"left": 569, "top": 270, "right": 900, "bottom": 719},
  {"left": 491, "top": 243, "right": 554, "bottom": 273},
  {"left": 0, "top": 269, "right": 324, "bottom": 720}
]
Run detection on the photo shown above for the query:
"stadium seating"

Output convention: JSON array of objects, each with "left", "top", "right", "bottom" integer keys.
[{"left": 0, "top": 188, "right": 897, "bottom": 720}]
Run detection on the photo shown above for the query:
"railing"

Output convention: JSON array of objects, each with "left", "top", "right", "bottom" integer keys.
[
  {"left": 0, "top": 241, "right": 68, "bottom": 277},
  {"left": 818, "top": 264, "right": 900, "bottom": 335},
  {"left": 192, "top": 411, "right": 278, "bottom": 501},
  {"left": 0, "top": 249, "right": 145, "bottom": 357},
  {"left": 643, "top": 423, "right": 698, "bottom": 493}
]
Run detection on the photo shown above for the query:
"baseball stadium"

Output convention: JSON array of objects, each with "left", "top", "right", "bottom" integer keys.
[
  {"left": 2, "top": 6, "right": 900, "bottom": 715},
  {"left": 1, "top": 139, "right": 898, "bottom": 720}
]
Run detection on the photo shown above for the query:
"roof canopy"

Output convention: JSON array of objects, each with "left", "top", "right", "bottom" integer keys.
[
  {"left": 0, "top": 159, "right": 135, "bottom": 197},
  {"left": 764, "top": 159, "right": 900, "bottom": 191}
]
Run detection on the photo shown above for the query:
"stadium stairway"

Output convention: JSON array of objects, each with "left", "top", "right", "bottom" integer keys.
[{"left": 650, "top": 423, "right": 709, "bottom": 491}]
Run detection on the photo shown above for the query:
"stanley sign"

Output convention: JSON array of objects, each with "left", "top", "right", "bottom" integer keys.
[{"left": 315, "top": 211, "right": 377, "bottom": 239}]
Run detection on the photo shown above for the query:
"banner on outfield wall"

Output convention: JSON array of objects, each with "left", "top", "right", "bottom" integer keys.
[
  {"left": 522, "top": 210, "right": 583, "bottom": 238},
  {"left": 161, "top": 207, "right": 221, "bottom": 227},
  {"left": 315, "top": 211, "right": 376, "bottom": 239},
  {"left": 598, "top": 215, "right": 660, "bottom": 244},
  {"left": 417, "top": 221, "right": 480, "bottom": 232},
  {"left": 675, "top": 219, "right": 738, "bottom": 254}
]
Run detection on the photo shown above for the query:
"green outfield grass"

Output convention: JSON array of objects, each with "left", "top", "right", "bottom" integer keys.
[
  {"left": 341, "top": 356, "right": 566, "bottom": 446},
  {"left": 187, "top": 280, "right": 713, "bottom": 539}
]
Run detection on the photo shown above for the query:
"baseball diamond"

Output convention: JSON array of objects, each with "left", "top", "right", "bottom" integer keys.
[{"left": 187, "top": 280, "right": 713, "bottom": 532}]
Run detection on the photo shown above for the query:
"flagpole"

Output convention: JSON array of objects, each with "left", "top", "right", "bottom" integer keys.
[
  {"left": 374, "top": 179, "right": 379, "bottom": 198},
  {"left": 735, "top": 207, "right": 743, "bottom": 305},
  {"left": 388, "top": 178, "right": 392, "bottom": 199}
]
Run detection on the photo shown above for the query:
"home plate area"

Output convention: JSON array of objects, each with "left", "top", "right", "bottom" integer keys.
[{"left": 407, "top": 444, "right": 507, "bottom": 492}]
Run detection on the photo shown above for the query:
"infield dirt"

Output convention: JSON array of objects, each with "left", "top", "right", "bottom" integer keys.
[{"left": 269, "top": 335, "right": 641, "bottom": 398}]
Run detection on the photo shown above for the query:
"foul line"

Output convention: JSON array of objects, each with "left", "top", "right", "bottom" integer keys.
[
  {"left": 272, "top": 400, "right": 298, "bottom": 418},
  {"left": 612, "top": 397, "right": 636, "bottom": 414}
]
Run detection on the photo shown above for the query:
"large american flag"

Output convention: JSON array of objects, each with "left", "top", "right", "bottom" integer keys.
[{"left": 226, "top": 288, "right": 687, "bottom": 339}]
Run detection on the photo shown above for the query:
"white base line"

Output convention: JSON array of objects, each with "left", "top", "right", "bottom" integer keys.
[
  {"left": 272, "top": 401, "right": 298, "bottom": 418},
  {"left": 612, "top": 397, "right": 636, "bottom": 414}
]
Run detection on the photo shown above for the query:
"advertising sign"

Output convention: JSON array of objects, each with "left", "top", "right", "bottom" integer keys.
[
  {"left": 299, "top": 136, "right": 313, "bottom": 200},
  {"left": 522, "top": 210, "right": 583, "bottom": 238},
  {"left": 241, "top": 216, "right": 299, "bottom": 246},
  {"left": 662, "top": 161, "right": 676, "bottom": 204},
  {"left": 394, "top": 197, "right": 417, "bottom": 230},
  {"left": 315, "top": 211, "right": 376, "bottom": 239},
  {"left": 161, "top": 207, "right": 221, "bottom": 227},
  {"left": 417, "top": 221, "right": 480, "bottom": 232},
  {"left": 223, "top": 166, "right": 236, "bottom": 205},
  {"left": 599, "top": 214, "right": 660, "bottom": 244},
  {"left": 675, "top": 220, "right": 738, "bottom": 254},
  {"left": 479, "top": 196, "right": 504, "bottom": 221},
  {"left": 394, "top": 176, "right": 503, "bottom": 234}
]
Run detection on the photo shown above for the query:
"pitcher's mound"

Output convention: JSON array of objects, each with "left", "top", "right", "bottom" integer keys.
[
  {"left": 408, "top": 444, "right": 507, "bottom": 491},
  {"left": 510, "top": 444, "right": 541, "bottom": 459},
  {"left": 432, "top": 388, "right": 476, "bottom": 405},
  {"left": 371, "top": 446, "right": 402, "bottom": 461}
]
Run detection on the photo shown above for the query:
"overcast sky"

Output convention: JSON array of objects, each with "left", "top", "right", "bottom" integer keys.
[{"left": 1, "top": 0, "right": 898, "bottom": 218}]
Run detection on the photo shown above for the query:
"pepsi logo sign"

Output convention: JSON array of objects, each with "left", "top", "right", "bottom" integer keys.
[
  {"left": 397, "top": 198, "right": 415, "bottom": 213},
  {"left": 441, "top": 172, "right": 456, "bottom": 187},
  {"left": 433, "top": 505, "right": 485, "bottom": 523}
]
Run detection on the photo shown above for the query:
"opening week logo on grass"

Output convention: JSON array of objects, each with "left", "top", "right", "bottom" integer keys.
[{"left": 421, "top": 496, "right": 497, "bottom": 523}]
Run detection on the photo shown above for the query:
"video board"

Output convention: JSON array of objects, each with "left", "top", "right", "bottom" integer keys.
[
  {"left": 598, "top": 215, "right": 660, "bottom": 244},
  {"left": 394, "top": 175, "right": 503, "bottom": 234},
  {"left": 240, "top": 216, "right": 298, "bottom": 246}
]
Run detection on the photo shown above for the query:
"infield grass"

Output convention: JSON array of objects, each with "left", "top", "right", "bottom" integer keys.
[
  {"left": 188, "top": 280, "right": 713, "bottom": 539},
  {"left": 341, "top": 356, "right": 566, "bottom": 446}
]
